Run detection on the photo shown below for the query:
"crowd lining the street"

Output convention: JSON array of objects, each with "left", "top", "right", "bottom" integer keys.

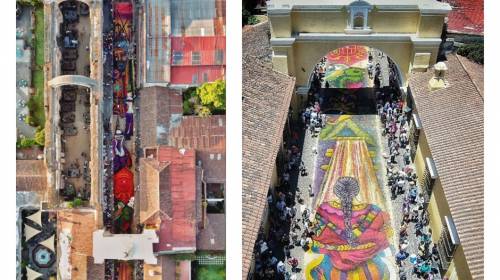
[{"left": 252, "top": 51, "right": 445, "bottom": 280}]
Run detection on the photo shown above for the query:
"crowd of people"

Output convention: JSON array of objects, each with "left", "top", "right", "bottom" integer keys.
[
  {"left": 301, "top": 102, "right": 326, "bottom": 136},
  {"left": 376, "top": 85, "right": 442, "bottom": 279},
  {"left": 252, "top": 49, "right": 446, "bottom": 280},
  {"left": 253, "top": 114, "right": 318, "bottom": 279}
]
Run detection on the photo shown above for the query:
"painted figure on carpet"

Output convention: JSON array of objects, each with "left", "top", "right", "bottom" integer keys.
[
  {"left": 113, "top": 129, "right": 132, "bottom": 173},
  {"left": 307, "top": 176, "right": 392, "bottom": 279},
  {"left": 323, "top": 45, "right": 370, "bottom": 89}
]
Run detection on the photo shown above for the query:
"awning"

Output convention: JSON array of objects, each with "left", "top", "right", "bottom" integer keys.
[{"left": 24, "top": 223, "right": 41, "bottom": 241}]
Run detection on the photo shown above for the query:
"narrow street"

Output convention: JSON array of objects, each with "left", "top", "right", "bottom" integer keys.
[{"left": 254, "top": 47, "right": 441, "bottom": 280}]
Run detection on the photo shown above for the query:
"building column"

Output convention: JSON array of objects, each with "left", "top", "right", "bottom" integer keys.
[{"left": 270, "top": 38, "right": 296, "bottom": 76}]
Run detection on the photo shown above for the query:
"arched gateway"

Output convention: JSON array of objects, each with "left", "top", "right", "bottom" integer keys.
[
  {"left": 267, "top": 0, "right": 451, "bottom": 90},
  {"left": 48, "top": 75, "right": 97, "bottom": 89}
]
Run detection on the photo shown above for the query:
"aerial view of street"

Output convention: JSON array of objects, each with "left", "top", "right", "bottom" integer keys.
[
  {"left": 242, "top": 0, "right": 484, "bottom": 280},
  {"left": 16, "top": 0, "right": 226, "bottom": 279}
]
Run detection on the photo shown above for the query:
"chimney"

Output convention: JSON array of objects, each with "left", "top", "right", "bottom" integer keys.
[{"left": 428, "top": 62, "right": 449, "bottom": 90}]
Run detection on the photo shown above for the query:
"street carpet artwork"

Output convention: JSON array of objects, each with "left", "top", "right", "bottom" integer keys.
[
  {"left": 324, "top": 45, "right": 370, "bottom": 89},
  {"left": 305, "top": 115, "right": 397, "bottom": 280}
]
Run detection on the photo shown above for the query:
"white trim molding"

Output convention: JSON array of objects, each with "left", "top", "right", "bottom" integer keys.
[{"left": 270, "top": 37, "right": 296, "bottom": 47}]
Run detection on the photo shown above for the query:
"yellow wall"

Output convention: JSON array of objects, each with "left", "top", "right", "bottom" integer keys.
[
  {"left": 414, "top": 131, "right": 473, "bottom": 280},
  {"left": 418, "top": 15, "right": 445, "bottom": 38},
  {"left": 292, "top": 41, "right": 412, "bottom": 86},
  {"left": 269, "top": 9, "right": 443, "bottom": 84},
  {"left": 271, "top": 47, "right": 291, "bottom": 76},
  {"left": 427, "top": 179, "right": 452, "bottom": 243},
  {"left": 271, "top": 163, "right": 279, "bottom": 188},
  {"left": 414, "top": 130, "right": 430, "bottom": 181},
  {"left": 291, "top": 11, "right": 347, "bottom": 33},
  {"left": 370, "top": 11, "right": 420, "bottom": 33},
  {"left": 269, "top": 15, "right": 292, "bottom": 37},
  {"left": 445, "top": 246, "right": 473, "bottom": 280}
]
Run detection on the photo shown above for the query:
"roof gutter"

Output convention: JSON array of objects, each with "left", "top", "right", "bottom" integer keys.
[{"left": 156, "top": 248, "right": 197, "bottom": 256}]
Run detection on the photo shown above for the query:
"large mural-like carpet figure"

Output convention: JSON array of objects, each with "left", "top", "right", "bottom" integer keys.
[{"left": 305, "top": 116, "right": 396, "bottom": 280}]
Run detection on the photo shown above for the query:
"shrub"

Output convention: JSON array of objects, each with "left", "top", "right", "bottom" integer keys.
[
  {"left": 34, "top": 127, "right": 45, "bottom": 147},
  {"left": 17, "top": 137, "right": 36, "bottom": 149},
  {"left": 242, "top": 9, "right": 259, "bottom": 26},
  {"left": 17, "top": 0, "right": 43, "bottom": 7},
  {"left": 196, "top": 79, "right": 226, "bottom": 115},
  {"left": 73, "top": 198, "right": 83, "bottom": 207},
  {"left": 457, "top": 43, "right": 483, "bottom": 64}
]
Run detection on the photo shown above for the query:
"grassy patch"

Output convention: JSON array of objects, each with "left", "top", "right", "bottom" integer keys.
[
  {"left": 30, "top": 7, "right": 45, "bottom": 128},
  {"left": 195, "top": 265, "right": 225, "bottom": 280}
]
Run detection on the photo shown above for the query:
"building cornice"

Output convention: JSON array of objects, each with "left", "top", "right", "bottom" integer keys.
[
  {"left": 270, "top": 33, "right": 442, "bottom": 47},
  {"left": 270, "top": 37, "right": 296, "bottom": 47},
  {"left": 411, "top": 37, "right": 442, "bottom": 47},
  {"left": 295, "top": 33, "right": 414, "bottom": 42},
  {"left": 267, "top": 2, "right": 451, "bottom": 14}
]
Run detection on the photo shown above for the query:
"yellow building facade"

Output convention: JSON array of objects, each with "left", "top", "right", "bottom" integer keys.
[
  {"left": 409, "top": 110, "right": 474, "bottom": 280},
  {"left": 267, "top": 0, "right": 451, "bottom": 88}
]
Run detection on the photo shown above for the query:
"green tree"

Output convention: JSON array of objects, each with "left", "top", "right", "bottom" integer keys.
[
  {"left": 34, "top": 127, "right": 45, "bottom": 147},
  {"left": 17, "top": 137, "right": 36, "bottom": 149},
  {"left": 73, "top": 198, "right": 83, "bottom": 207},
  {"left": 17, "top": 0, "right": 42, "bottom": 7},
  {"left": 195, "top": 79, "right": 226, "bottom": 116}
]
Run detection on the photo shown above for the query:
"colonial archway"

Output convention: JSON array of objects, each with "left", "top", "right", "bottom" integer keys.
[
  {"left": 302, "top": 45, "right": 404, "bottom": 115},
  {"left": 267, "top": 0, "right": 451, "bottom": 90},
  {"left": 48, "top": 75, "right": 97, "bottom": 89}
]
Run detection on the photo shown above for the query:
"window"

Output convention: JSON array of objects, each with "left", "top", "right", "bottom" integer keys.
[
  {"left": 353, "top": 12, "right": 365, "bottom": 29},
  {"left": 192, "top": 51, "right": 201, "bottom": 65},
  {"left": 206, "top": 183, "right": 224, "bottom": 214},
  {"left": 408, "top": 113, "right": 422, "bottom": 160},
  {"left": 421, "top": 157, "right": 438, "bottom": 207},
  {"left": 172, "top": 51, "right": 183, "bottom": 65},
  {"left": 203, "top": 72, "right": 209, "bottom": 83},
  {"left": 215, "top": 49, "right": 224, "bottom": 65},
  {"left": 437, "top": 216, "right": 460, "bottom": 272},
  {"left": 192, "top": 74, "right": 198, "bottom": 84},
  {"left": 347, "top": 1, "right": 372, "bottom": 31}
]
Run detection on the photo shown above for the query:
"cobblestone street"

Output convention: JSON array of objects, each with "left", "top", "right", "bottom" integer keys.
[{"left": 279, "top": 110, "right": 441, "bottom": 280}]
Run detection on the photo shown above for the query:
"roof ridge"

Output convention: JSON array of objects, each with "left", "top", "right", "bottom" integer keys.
[{"left": 455, "top": 54, "right": 483, "bottom": 101}]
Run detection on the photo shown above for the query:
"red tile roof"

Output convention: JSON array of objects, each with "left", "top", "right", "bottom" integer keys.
[
  {"left": 197, "top": 213, "right": 226, "bottom": 251},
  {"left": 168, "top": 115, "right": 226, "bottom": 152},
  {"left": 139, "top": 87, "right": 183, "bottom": 148},
  {"left": 242, "top": 54, "right": 295, "bottom": 277},
  {"left": 409, "top": 54, "right": 483, "bottom": 279},
  {"left": 143, "top": 147, "right": 198, "bottom": 253},
  {"left": 16, "top": 160, "right": 47, "bottom": 194},
  {"left": 444, "top": 0, "right": 483, "bottom": 35},
  {"left": 171, "top": 36, "right": 226, "bottom": 66}
]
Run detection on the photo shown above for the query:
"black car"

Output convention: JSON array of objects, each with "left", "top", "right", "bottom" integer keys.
[
  {"left": 61, "top": 60, "right": 76, "bottom": 71},
  {"left": 63, "top": 9, "right": 79, "bottom": 22}
]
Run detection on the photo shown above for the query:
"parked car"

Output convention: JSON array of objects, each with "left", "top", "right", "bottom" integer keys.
[
  {"left": 61, "top": 60, "right": 76, "bottom": 71},
  {"left": 63, "top": 35, "right": 78, "bottom": 49},
  {"left": 63, "top": 9, "right": 79, "bottom": 22},
  {"left": 62, "top": 49, "right": 78, "bottom": 60}
]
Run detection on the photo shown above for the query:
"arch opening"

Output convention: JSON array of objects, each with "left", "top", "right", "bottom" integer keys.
[{"left": 307, "top": 45, "right": 404, "bottom": 115}]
